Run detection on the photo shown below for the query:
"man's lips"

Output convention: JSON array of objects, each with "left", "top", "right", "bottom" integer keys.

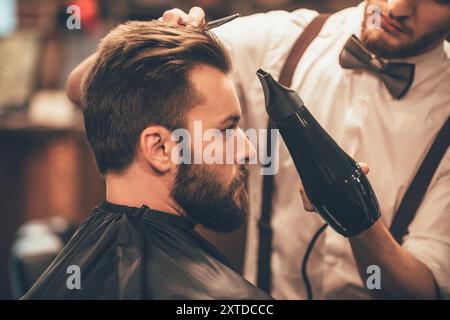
[{"left": 380, "top": 14, "right": 407, "bottom": 34}]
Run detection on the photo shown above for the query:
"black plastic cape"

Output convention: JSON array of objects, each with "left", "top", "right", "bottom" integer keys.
[{"left": 22, "top": 202, "right": 271, "bottom": 300}]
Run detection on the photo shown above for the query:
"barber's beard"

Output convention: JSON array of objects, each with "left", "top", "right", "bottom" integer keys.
[
  {"left": 361, "top": 2, "right": 449, "bottom": 59},
  {"left": 171, "top": 163, "right": 249, "bottom": 233},
  {"left": 361, "top": 25, "right": 447, "bottom": 59}
]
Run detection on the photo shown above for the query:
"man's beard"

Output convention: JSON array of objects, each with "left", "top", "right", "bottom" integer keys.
[
  {"left": 360, "top": 2, "right": 449, "bottom": 59},
  {"left": 171, "top": 163, "right": 249, "bottom": 233}
]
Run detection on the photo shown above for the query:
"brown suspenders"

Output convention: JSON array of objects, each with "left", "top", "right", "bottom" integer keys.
[
  {"left": 390, "top": 117, "right": 450, "bottom": 243},
  {"left": 278, "top": 14, "right": 332, "bottom": 87},
  {"left": 256, "top": 13, "right": 450, "bottom": 294}
]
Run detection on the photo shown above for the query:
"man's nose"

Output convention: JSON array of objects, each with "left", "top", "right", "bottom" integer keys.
[
  {"left": 387, "top": 0, "right": 416, "bottom": 19},
  {"left": 235, "top": 128, "right": 257, "bottom": 164}
]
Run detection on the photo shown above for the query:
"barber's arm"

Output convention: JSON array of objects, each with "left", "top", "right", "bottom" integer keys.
[
  {"left": 299, "top": 163, "right": 440, "bottom": 300},
  {"left": 66, "top": 5, "right": 307, "bottom": 107},
  {"left": 66, "top": 52, "right": 97, "bottom": 106},
  {"left": 349, "top": 219, "right": 438, "bottom": 299}
]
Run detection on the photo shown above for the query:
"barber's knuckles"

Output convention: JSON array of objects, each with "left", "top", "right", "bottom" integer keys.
[{"left": 161, "top": 7, "right": 205, "bottom": 27}]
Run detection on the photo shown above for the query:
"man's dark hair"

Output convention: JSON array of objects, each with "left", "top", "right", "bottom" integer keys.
[{"left": 81, "top": 20, "right": 231, "bottom": 176}]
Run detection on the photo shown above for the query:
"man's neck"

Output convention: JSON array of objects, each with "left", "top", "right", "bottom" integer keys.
[{"left": 105, "top": 167, "right": 182, "bottom": 216}]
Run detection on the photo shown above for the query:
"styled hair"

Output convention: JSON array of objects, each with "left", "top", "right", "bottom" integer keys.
[{"left": 81, "top": 20, "right": 231, "bottom": 175}]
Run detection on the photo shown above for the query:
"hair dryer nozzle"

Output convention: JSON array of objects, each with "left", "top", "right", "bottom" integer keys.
[{"left": 256, "top": 69, "right": 304, "bottom": 123}]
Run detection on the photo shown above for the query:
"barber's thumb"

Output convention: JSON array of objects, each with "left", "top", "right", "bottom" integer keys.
[
  {"left": 299, "top": 183, "right": 315, "bottom": 212},
  {"left": 358, "top": 162, "right": 370, "bottom": 175}
]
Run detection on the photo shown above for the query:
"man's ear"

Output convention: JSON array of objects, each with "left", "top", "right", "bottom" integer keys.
[{"left": 139, "top": 126, "right": 175, "bottom": 173}]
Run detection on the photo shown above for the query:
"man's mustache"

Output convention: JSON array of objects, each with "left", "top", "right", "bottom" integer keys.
[{"left": 367, "top": 2, "right": 413, "bottom": 35}]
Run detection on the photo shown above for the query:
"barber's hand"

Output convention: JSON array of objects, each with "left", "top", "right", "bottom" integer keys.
[
  {"left": 158, "top": 7, "right": 206, "bottom": 27},
  {"left": 298, "top": 162, "right": 370, "bottom": 212}
]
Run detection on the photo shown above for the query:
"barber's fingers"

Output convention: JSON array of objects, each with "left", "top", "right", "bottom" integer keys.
[
  {"left": 298, "top": 183, "right": 315, "bottom": 212},
  {"left": 186, "top": 7, "right": 206, "bottom": 27},
  {"left": 161, "top": 8, "right": 189, "bottom": 26},
  {"left": 159, "top": 7, "right": 205, "bottom": 27},
  {"left": 359, "top": 162, "right": 370, "bottom": 175}
]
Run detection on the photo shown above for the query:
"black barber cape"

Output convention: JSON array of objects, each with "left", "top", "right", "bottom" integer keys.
[{"left": 22, "top": 202, "right": 270, "bottom": 300}]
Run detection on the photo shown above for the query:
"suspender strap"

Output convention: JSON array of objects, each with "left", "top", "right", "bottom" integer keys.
[
  {"left": 256, "top": 120, "right": 276, "bottom": 293},
  {"left": 279, "top": 14, "right": 331, "bottom": 87},
  {"left": 256, "top": 13, "right": 331, "bottom": 294},
  {"left": 390, "top": 117, "right": 450, "bottom": 244}
]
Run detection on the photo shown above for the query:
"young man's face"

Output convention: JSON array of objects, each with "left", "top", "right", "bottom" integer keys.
[
  {"left": 171, "top": 65, "right": 256, "bottom": 233},
  {"left": 362, "top": 0, "right": 450, "bottom": 58}
]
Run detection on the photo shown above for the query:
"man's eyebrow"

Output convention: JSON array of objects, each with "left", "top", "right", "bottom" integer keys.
[{"left": 220, "top": 113, "right": 241, "bottom": 125}]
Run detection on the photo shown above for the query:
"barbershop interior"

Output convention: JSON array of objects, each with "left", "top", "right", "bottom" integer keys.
[{"left": 1, "top": 0, "right": 449, "bottom": 301}]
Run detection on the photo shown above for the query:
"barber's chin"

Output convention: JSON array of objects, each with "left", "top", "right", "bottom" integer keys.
[
  {"left": 366, "top": 28, "right": 393, "bottom": 43},
  {"left": 363, "top": 30, "right": 404, "bottom": 58}
]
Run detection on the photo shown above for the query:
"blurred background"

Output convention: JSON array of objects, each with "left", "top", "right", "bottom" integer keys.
[{"left": 0, "top": 0, "right": 360, "bottom": 299}]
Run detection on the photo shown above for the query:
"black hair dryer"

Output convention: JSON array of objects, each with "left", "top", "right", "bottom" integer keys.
[{"left": 256, "top": 69, "right": 380, "bottom": 237}]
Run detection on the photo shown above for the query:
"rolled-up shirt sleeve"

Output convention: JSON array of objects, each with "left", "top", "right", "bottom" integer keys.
[{"left": 402, "top": 150, "right": 450, "bottom": 299}]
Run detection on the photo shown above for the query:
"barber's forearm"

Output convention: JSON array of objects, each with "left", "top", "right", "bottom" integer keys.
[
  {"left": 349, "top": 219, "right": 438, "bottom": 300},
  {"left": 66, "top": 53, "right": 98, "bottom": 106}
]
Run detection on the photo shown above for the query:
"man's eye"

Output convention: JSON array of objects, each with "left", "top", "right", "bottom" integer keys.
[{"left": 223, "top": 126, "right": 237, "bottom": 137}]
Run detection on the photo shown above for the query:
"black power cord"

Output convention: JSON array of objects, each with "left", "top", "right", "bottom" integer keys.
[{"left": 301, "top": 223, "right": 328, "bottom": 300}]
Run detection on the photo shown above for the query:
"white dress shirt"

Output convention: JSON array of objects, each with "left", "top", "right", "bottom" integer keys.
[{"left": 214, "top": 1, "right": 450, "bottom": 299}]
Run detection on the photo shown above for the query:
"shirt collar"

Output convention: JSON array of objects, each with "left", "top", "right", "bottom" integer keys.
[{"left": 351, "top": 1, "right": 367, "bottom": 40}]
